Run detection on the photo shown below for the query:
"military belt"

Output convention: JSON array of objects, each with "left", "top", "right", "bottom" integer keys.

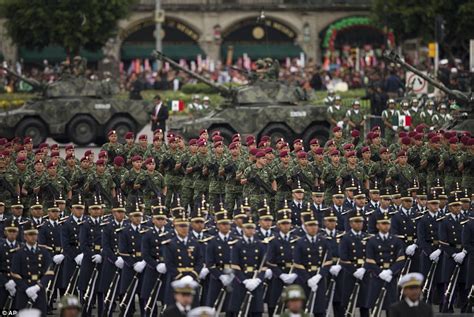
[
  {"left": 217, "top": 264, "right": 232, "bottom": 270},
  {"left": 379, "top": 263, "right": 391, "bottom": 269},
  {"left": 177, "top": 267, "right": 195, "bottom": 273},
  {"left": 426, "top": 240, "right": 439, "bottom": 245},
  {"left": 244, "top": 266, "right": 257, "bottom": 273}
]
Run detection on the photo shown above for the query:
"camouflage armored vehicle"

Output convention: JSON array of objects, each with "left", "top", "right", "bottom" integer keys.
[
  {"left": 154, "top": 51, "right": 330, "bottom": 145},
  {"left": 0, "top": 66, "right": 152, "bottom": 146},
  {"left": 383, "top": 50, "right": 473, "bottom": 134}
]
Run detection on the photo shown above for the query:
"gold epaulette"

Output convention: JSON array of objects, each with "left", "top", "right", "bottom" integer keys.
[
  {"left": 290, "top": 237, "right": 300, "bottom": 243},
  {"left": 10, "top": 272, "right": 22, "bottom": 279},
  {"left": 336, "top": 233, "right": 345, "bottom": 238},
  {"left": 263, "top": 236, "right": 275, "bottom": 244},
  {"left": 199, "top": 236, "right": 214, "bottom": 243},
  {"left": 100, "top": 222, "right": 110, "bottom": 227},
  {"left": 366, "top": 258, "right": 376, "bottom": 264},
  {"left": 115, "top": 227, "right": 125, "bottom": 233},
  {"left": 461, "top": 220, "right": 469, "bottom": 225},
  {"left": 293, "top": 263, "right": 305, "bottom": 269},
  {"left": 323, "top": 260, "right": 333, "bottom": 266},
  {"left": 36, "top": 223, "right": 45, "bottom": 228},
  {"left": 228, "top": 239, "right": 239, "bottom": 245},
  {"left": 161, "top": 239, "right": 171, "bottom": 245},
  {"left": 159, "top": 232, "right": 169, "bottom": 237},
  {"left": 38, "top": 244, "right": 53, "bottom": 251},
  {"left": 231, "top": 264, "right": 241, "bottom": 270},
  {"left": 436, "top": 216, "right": 446, "bottom": 222},
  {"left": 44, "top": 270, "right": 55, "bottom": 276},
  {"left": 118, "top": 252, "right": 131, "bottom": 257},
  {"left": 140, "top": 228, "right": 149, "bottom": 234},
  {"left": 396, "top": 255, "right": 406, "bottom": 262},
  {"left": 438, "top": 241, "right": 448, "bottom": 245}
]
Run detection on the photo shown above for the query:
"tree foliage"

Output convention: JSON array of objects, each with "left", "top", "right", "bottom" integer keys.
[
  {"left": 1, "top": 0, "right": 136, "bottom": 55},
  {"left": 371, "top": 0, "right": 474, "bottom": 60}
]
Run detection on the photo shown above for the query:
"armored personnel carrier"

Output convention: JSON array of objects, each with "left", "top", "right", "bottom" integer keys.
[
  {"left": 383, "top": 50, "right": 473, "bottom": 134},
  {"left": 0, "top": 66, "right": 152, "bottom": 146},
  {"left": 154, "top": 51, "right": 330, "bottom": 145}
]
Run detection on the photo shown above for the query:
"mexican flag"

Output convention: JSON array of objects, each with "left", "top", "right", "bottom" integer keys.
[
  {"left": 168, "top": 100, "right": 185, "bottom": 112},
  {"left": 399, "top": 115, "right": 411, "bottom": 127}
]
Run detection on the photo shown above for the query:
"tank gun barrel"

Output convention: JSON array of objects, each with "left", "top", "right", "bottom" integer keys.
[
  {"left": 0, "top": 66, "right": 43, "bottom": 90},
  {"left": 382, "top": 50, "right": 470, "bottom": 103},
  {"left": 152, "top": 50, "right": 233, "bottom": 97}
]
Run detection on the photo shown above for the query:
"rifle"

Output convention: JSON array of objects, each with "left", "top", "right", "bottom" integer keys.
[
  {"left": 294, "top": 172, "right": 314, "bottom": 189},
  {"left": 249, "top": 174, "right": 275, "bottom": 196},
  {"left": 0, "top": 176, "right": 16, "bottom": 196},
  {"left": 41, "top": 182, "right": 60, "bottom": 200},
  {"left": 144, "top": 174, "right": 161, "bottom": 198},
  {"left": 238, "top": 252, "right": 269, "bottom": 317},
  {"left": 92, "top": 177, "right": 113, "bottom": 207}
]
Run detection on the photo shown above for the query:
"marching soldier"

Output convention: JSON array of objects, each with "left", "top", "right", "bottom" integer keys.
[
  {"left": 340, "top": 209, "right": 370, "bottom": 317},
  {"left": 390, "top": 273, "right": 433, "bottom": 317},
  {"left": 289, "top": 181, "right": 305, "bottom": 227},
  {"left": 0, "top": 152, "right": 19, "bottom": 208},
  {"left": 0, "top": 219, "right": 20, "bottom": 310},
  {"left": 38, "top": 161, "right": 71, "bottom": 205},
  {"left": 76, "top": 195, "right": 104, "bottom": 316},
  {"left": 327, "top": 95, "right": 346, "bottom": 134},
  {"left": 101, "top": 130, "right": 124, "bottom": 163},
  {"left": 345, "top": 100, "right": 365, "bottom": 135},
  {"left": 228, "top": 216, "right": 267, "bottom": 317},
  {"left": 288, "top": 151, "right": 318, "bottom": 194},
  {"left": 135, "top": 158, "right": 166, "bottom": 214},
  {"left": 207, "top": 141, "right": 226, "bottom": 209},
  {"left": 344, "top": 185, "right": 367, "bottom": 232},
  {"left": 6, "top": 196, "right": 29, "bottom": 242},
  {"left": 85, "top": 159, "right": 116, "bottom": 209},
  {"left": 280, "top": 284, "right": 311, "bottom": 317},
  {"left": 179, "top": 139, "right": 197, "bottom": 212},
  {"left": 223, "top": 142, "right": 244, "bottom": 212},
  {"left": 60, "top": 195, "right": 86, "bottom": 294},
  {"left": 368, "top": 187, "right": 393, "bottom": 234},
  {"left": 387, "top": 151, "right": 417, "bottom": 190},
  {"left": 188, "top": 139, "right": 209, "bottom": 206},
  {"left": 70, "top": 157, "right": 91, "bottom": 197},
  {"left": 321, "top": 150, "right": 342, "bottom": 203},
  {"left": 439, "top": 193, "right": 469, "bottom": 313},
  {"left": 10, "top": 221, "right": 54, "bottom": 314},
  {"left": 310, "top": 185, "right": 328, "bottom": 226},
  {"left": 363, "top": 212, "right": 405, "bottom": 315},
  {"left": 461, "top": 212, "right": 473, "bottom": 313},
  {"left": 121, "top": 155, "right": 144, "bottom": 206},
  {"left": 29, "top": 197, "right": 45, "bottom": 228},
  {"left": 161, "top": 137, "right": 183, "bottom": 208},
  {"left": 382, "top": 99, "right": 399, "bottom": 145}
]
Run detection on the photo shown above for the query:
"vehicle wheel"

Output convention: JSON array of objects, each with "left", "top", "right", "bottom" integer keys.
[
  {"left": 260, "top": 124, "right": 294, "bottom": 144},
  {"left": 52, "top": 136, "right": 70, "bottom": 144},
  {"left": 67, "top": 115, "right": 97, "bottom": 146},
  {"left": 15, "top": 118, "right": 48, "bottom": 146},
  {"left": 303, "top": 125, "right": 330, "bottom": 147},
  {"left": 105, "top": 116, "right": 136, "bottom": 143},
  {"left": 209, "top": 127, "right": 234, "bottom": 144}
]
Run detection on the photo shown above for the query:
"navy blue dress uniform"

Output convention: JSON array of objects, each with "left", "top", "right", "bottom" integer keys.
[
  {"left": 310, "top": 185, "right": 328, "bottom": 226},
  {"left": 293, "top": 213, "right": 332, "bottom": 316},
  {"left": 416, "top": 191, "right": 444, "bottom": 303},
  {"left": 0, "top": 219, "right": 21, "bottom": 309},
  {"left": 363, "top": 213, "right": 405, "bottom": 311},
  {"left": 461, "top": 216, "right": 473, "bottom": 301},
  {"left": 343, "top": 178, "right": 358, "bottom": 211},
  {"left": 367, "top": 188, "right": 395, "bottom": 234},
  {"left": 60, "top": 196, "right": 86, "bottom": 291},
  {"left": 163, "top": 211, "right": 203, "bottom": 305},
  {"left": 5, "top": 197, "right": 29, "bottom": 243},
  {"left": 140, "top": 201, "right": 168, "bottom": 312},
  {"left": 390, "top": 190, "right": 421, "bottom": 273},
  {"left": 343, "top": 186, "right": 368, "bottom": 233},
  {"left": 331, "top": 185, "right": 347, "bottom": 232},
  {"left": 363, "top": 180, "right": 382, "bottom": 216},
  {"left": 230, "top": 204, "right": 246, "bottom": 238},
  {"left": 266, "top": 209, "right": 297, "bottom": 315},
  {"left": 228, "top": 216, "right": 267, "bottom": 316},
  {"left": 319, "top": 209, "right": 345, "bottom": 317},
  {"left": 438, "top": 193, "right": 469, "bottom": 312},
  {"left": 204, "top": 210, "right": 235, "bottom": 309},
  {"left": 10, "top": 222, "right": 54, "bottom": 314},
  {"left": 339, "top": 209, "right": 371, "bottom": 317}
]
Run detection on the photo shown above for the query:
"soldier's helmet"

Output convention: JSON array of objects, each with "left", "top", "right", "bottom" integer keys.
[
  {"left": 58, "top": 295, "right": 81, "bottom": 312},
  {"left": 282, "top": 284, "right": 306, "bottom": 302}
]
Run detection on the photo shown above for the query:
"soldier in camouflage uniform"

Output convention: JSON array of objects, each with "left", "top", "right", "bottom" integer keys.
[
  {"left": 121, "top": 155, "right": 144, "bottom": 206},
  {"left": 419, "top": 99, "right": 437, "bottom": 128},
  {"left": 288, "top": 151, "right": 317, "bottom": 195},
  {"left": 241, "top": 151, "right": 276, "bottom": 214},
  {"left": 161, "top": 137, "right": 183, "bottom": 207},
  {"left": 223, "top": 142, "right": 243, "bottom": 211},
  {"left": 58, "top": 153, "right": 77, "bottom": 181},
  {"left": 273, "top": 150, "right": 292, "bottom": 210},
  {"left": 460, "top": 138, "right": 474, "bottom": 189},
  {"left": 144, "top": 136, "right": 166, "bottom": 166},
  {"left": 180, "top": 139, "right": 198, "bottom": 211},
  {"left": 369, "top": 147, "right": 393, "bottom": 185},
  {"left": 360, "top": 146, "right": 375, "bottom": 177},
  {"left": 101, "top": 130, "right": 124, "bottom": 163},
  {"left": 439, "top": 137, "right": 462, "bottom": 191},
  {"left": 407, "top": 134, "right": 426, "bottom": 186},
  {"left": 134, "top": 157, "right": 165, "bottom": 214},
  {"left": 387, "top": 151, "right": 417, "bottom": 190},
  {"left": 0, "top": 153, "right": 19, "bottom": 208},
  {"left": 84, "top": 159, "right": 115, "bottom": 209},
  {"left": 37, "top": 161, "right": 71, "bottom": 205},
  {"left": 321, "top": 150, "right": 342, "bottom": 204},
  {"left": 188, "top": 139, "right": 209, "bottom": 205},
  {"left": 110, "top": 156, "right": 126, "bottom": 191},
  {"left": 410, "top": 97, "right": 423, "bottom": 128},
  {"left": 127, "top": 134, "right": 150, "bottom": 162},
  {"left": 207, "top": 141, "right": 227, "bottom": 210},
  {"left": 339, "top": 150, "right": 368, "bottom": 189},
  {"left": 382, "top": 99, "right": 399, "bottom": 145},
  {"left": 327, "top": 95, "right": 346, "bottom": 135},
  {"left": 70, "top": 157, "right": 91, "bottom": 198},
  {"left": 310, "top": 147, "right": 326, "bottom": 178},
  {"left": 345, "top": 100, "right": 365, "bottom": 136}
]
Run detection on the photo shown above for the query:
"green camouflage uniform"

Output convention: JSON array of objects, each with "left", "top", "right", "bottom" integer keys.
[
  {"left": 345, "top": 109, "right": 365, "bottom": 135},
  {"left": 421, "top": 147, "right": 442, "bottom": 189},
  {"left": 190, "top": 153, "right": 209, "bottom": 203},
  {"left": 382, "top": 108, "right": 399, "bottom": 145},
  {"left": 161, "top": 149, "right": 183, "bottom": 207},
  {"left": 338, "top": 164, "right": 367, "bottom": 187},
  {"left": 327, "top": 105, "right": 346, "bottom": 135},
  {"left": 460, "top": 151, "right": 474, "bottom": 189},
  {"left": 321, "top": 163, "right": 342, "bottom": 204},
  {"left": 223, "top": 155, "right": 243, "bottom": 211},
  {"left": 179, "top": 151, "right": 195, "bottom": 211},
  {"left": 101, "top": 142, "right": 124, "bottom": 162},
  {"left": 242, "top": 164, "right": 274, "bottom": 214},
  {"left": 144, "top": 145, "right": 166, "bottom": 166},
  {"left": 370, "top": 160, "right": 394, "bottom": 185},
  {"left": 0, "top": 168, "right": 18, "bottom": 207},
  {"left": 134, "top": 170, "right": 164, "bottom": 213},
  {"left": 127, "top": 144, "right": 150, "bottom": 162},
  {"left": 387, "top": 163, "right": 417, "bottom": 190},
  {"left": 85, "top": 171, "right": 115, "bottom": 208},
  {"left": 419, "top": 109, "right": 437, "bottom": 127},
  {"left": 121, "top": 168, "right": 144, "bottom": 206},
  {"left": 38, "top": 174, "right": 71, "bottom": 205},
  {"left": 59, "top": 165, "right": 78, "bottom": 183},
  {"left": 407, "top": 146, "right": 425, "bottom": 186},
  {"left": 440, "top": 150, "right": 462, "bottom": 191},
  {"left": 70, "top": 167, "right": 91, "bottom": 197},
  {"left": 207, "top": 153, "right": 227, "bottom": 210},
  {"left": 287, "top": 163, "right": 317, "bottom": 195},
  {"left": 273, "top": 162, "right": 291, "bottom": 210}
]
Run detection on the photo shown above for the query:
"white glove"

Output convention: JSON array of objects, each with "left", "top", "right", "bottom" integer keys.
[
  {"left": 7, "top": 286, "right": 15, "bottom": 297},
  {"left": 133, "top": 260, "right": 146, "bottom": 273},
  {"left": 156, "top": 263, "right": 167, "bottom": 274},
  {"left": 219, "top": 274, "right": 233, "bottom": 286},
  {"left": 307, "top": 274, "right": 322, "bottom": 289},
  {"left": 53, "top": 254, "right": 65, "bottom": 264},
  {"left": 429, "top": 249, "right": 442, "bottom": 262},
  {"left": 405, "top": 244, "right": 418, "bottom": 256},
  {"left": 453, "top": 252, "right": 466, "bottom": 264},
  {"left": 265, "top": 268, "right": 273, "bottom": 280},
  {"left": 74, "top": 253, "right": 84, "bottom": 266},
  {"left": 245, "top": 278, "right": 261, "bottom": 291},
  {"left": 353, "top": 267, "right": 366, "bottom": 280},
  {"left": 25, "top": 285, "right": 40, "bottom": 301},
  {"left": 337, "top": 121, "right": 344, "bottom": 128},
  {"left": 5, "top": 279, "right": 15, "bottom": 291},
  {"left": 92, "top": 254, "right": 102, "bottom": 264},
  {"left": 242, "top": 279, "right": 251, "bottom": 288},
  {"left": 115, "top": 256, "right": 124, "bottom": 269},
  {"left": 280, "top": 273, "right": 298, "bottom": 284},
  {"left": 392, "top": 126, "right": 398, "bottom": 132},
  {"left": 330, "top": 264, "right": 342, "bottom": 277},
  {"left": 378, "top": 269, "right": 393, "bottom": 282},
  {"left": 199, "top": 267, "right": 210, "bottom": 279}
]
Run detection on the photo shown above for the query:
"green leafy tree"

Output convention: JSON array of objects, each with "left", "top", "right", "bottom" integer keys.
[
  {"left": 1, "top": 0, "right": 136, "bottom": 55},
  {"left": 372, "top": 0, "right": 474, "bottom": 60}
]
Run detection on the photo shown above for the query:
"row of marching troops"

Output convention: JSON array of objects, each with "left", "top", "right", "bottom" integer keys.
[
  {"left": 0, "top": 174, "right": 473, "bottom": 317},
  {"left": 0, "top": 123, "right": 472, "bottom": 215}
]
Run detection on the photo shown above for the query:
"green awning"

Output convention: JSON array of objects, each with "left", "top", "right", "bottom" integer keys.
[
  {"left": 121, "top": 43, "right": 205, "bottom": 60},
  {"left": 19, "top": 46, "right": 103, "bottom": 62},
  {"left": 221, "top": 43, "right": 303, "bottom": 60}
]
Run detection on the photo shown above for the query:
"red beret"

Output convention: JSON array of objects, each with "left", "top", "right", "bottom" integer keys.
[
  {"left": 50, "top": 151, "right": 60, "bottom": 157},
  {"left": 461, "top": 136, "right": 470, "bottom": 145},
  {"left": 34, "top": 149, "right": 42, "bottom": 155},
  {"left": 309, "top": 138, "right": 319, "bottom": 145},
  {"left": 366, "top": 132, "right": 375, "bottom": 140},
  {"left": 279, "top": 150, "right": 289, "bottom": 158},
  {"left": 379, "top": 147, "right": 389, "bottom": 154},
  {"left": 229, "top": 142, "right": 238, "bottom": 150},
  {"left": 232, "top": 133, "right": 240, "bottom": 140},
  {"left": 408, "top": 131, "right": 417, "bottom": 138},
  {"left": 212, "top": 135, "right": 223, "bottom": 142},
  {"left": 34, "top": 159, "right": 44, "bottom": 164},
  {"left": 107, "top": 130, "right": 117, "bottom": 137},
  {"left": 264, "top": 147, "right": 273, "bottom": 154},
  {"left": 80, "top": 157, "right": 88, "bottom": 163},
  {"left": 276, "top": 137, "right": 285, "bottom": 144},
  {"left": 330, "top": 150, "right": 340, "bottom": 156},
  {"left": 65, "top": 144, "right": 74, "bottom": 151},
  {"left": 247, "top": 139, "right": 255, "bottom": 146},
  {"left": 413, "top": 134, "right": 423, "bottom": 141},
  {"left": 199, "top": 129, "right": 208, "bottom": 135},
  {"left": 0, "top": 138, "right": 7, "bottom": 146},
  {"left": 293, "top": 139, "right": 303, "bottom": 144},
  {"left": 51, "top": 144, "right": 59, "bottom": 150},
  {"left": 351, "top": 130, "right": 360, "bottom": 138},
  {"left": 401, "top": 137, "right": 411, "bottom": 145},
  {"left": 249, "top": 148, "right": 259, "bottom": 156},
  {"left": 449, "top": 137, "right": 458, "bottom": 144},
  {"left": 153, "top": 136, "right": 161, "bottom": 142},
  {"left": 415, "top": 124, "right": 426, "bottom": 133},
  {"left": 257, "top": 141, "right": 266, "bottom": 148},
  {"left": 144, "top": 158, "right": 155, "bottom": 165},
  {"left": 96, "top": 159, "right": 106, "bottom": 165},
  {"left": 333, "top": 126, "right": 342, "bottom": 133},
  {"left": 23, "top": 137, "right": 32, "bottom": 144},
  {"left": 113, "top": 156, "right": 124, "bottom": 166},
  {"left": 361, "top": 146, "right": 371, "bottom": 153},
  {"left": 38, "top": 143, "right": 49, "bottom": 149},
  {"left": 343, "top": 143, "right": 354, "bottom": 151},
  {"left": 138, "top": 134, "right": 147, "bottom": 141},
  {"left": 427, "top": 132, "right": 436, "bottom": 140},
  {"left": 167, "top": 132, "right": 175, "bottom": 138},
  {"left": 315, "top": 148, "right": 324, "bottom": 155},
  {"left": 98, "top": 151, "right": 107, "bottom": 158},
  {"left": 397, "top": 151, "right": 407, "bottom": 157},
  {"left": 443, "top": 131, "right": 453, "bottom": 139},
  {"left": 255, "top": 151, "right": 266, "bottom": 158},
  {"left": 1, "top": 150, "right": 10, "bottom": 157},
  {"left": 214, "top": 141, "right": 224, "bottom": 148},
  {"left": 261, "top": 135, "right": 270, "bottom": 142},
  {"left": 211, "top": 130, "right": 220, "bottom": 137},
  {"left": 398, "top": 132, "right": 407, "bottom": 138},
  {"left": 125, "top": 132, "right": 135, "bottom": 139},
  {"left": 197, "top": 140, "right": 207, "bottom": 147},
  {"left": 345, "top": 150, "right": 356, "bottom": 158},
  {"left": 245, "top": 135, "right": 255, "bottom": 143},
  {"left": 132, "top": 155, "right": 142, "bottom": 162},
  {"left": 189, "top": 139, "right": 197, "bottom": 146},
  {"left": 297, "top": 151, "right": 307, "bottom": 159},
  {"left": 326, "top": 140, "right": 335, "bottom": 147},
  {"left": 65, "top": 153, "right": 74, "bottom": 160},
  {"left": 84, "top": 150, "right": 93, "bottom": 156},
  {"left": 16, "top": 145, "right": 25, "bottom": 152},
  {"left": 371, "top": 125, "right": 381, "bottom": 132},
  {"left": 16, "top": 157, "right": 26, "bottom": 164},
  {"left": 47, "top": 161, "right": 57, "bottom": 168}
]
